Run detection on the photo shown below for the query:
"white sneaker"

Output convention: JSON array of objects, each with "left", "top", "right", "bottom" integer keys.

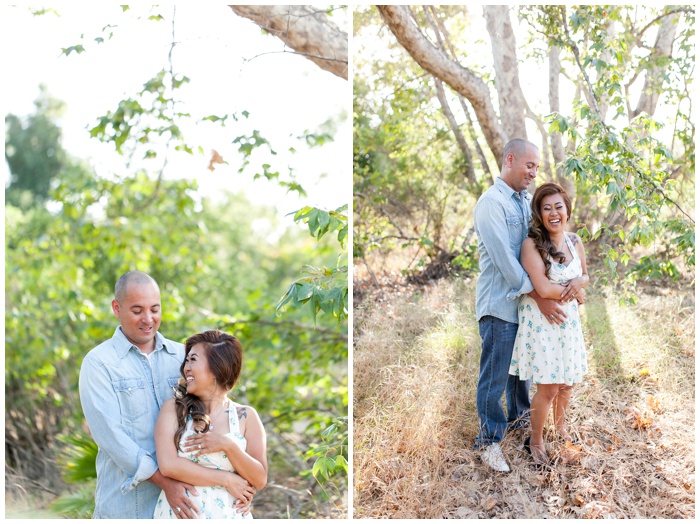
[{"left": 480, "top": 443, "right": 510, "bottom": 472}]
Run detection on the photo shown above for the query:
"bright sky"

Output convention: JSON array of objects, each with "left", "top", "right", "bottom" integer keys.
[{"left": 2, "top": 4, "right": 350, "bottom": 229}]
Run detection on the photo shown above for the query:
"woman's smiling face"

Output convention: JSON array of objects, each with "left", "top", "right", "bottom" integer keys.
[
  {"left": 540, "top": 193, "right": 569, "bottom": 234},
  {"left": 183, "top": 343, "right": 215, "bottom": 396}
]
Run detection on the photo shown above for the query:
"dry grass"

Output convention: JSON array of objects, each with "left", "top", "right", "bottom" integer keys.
[{"left": 353, "top": 257, "right": 695, "bottom": 519}]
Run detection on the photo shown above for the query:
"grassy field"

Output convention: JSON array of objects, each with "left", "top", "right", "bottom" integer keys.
[{"left": 353, "top": 258, "right": 694, "bottom": 518}]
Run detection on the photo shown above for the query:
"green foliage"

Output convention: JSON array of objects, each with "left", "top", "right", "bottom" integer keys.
[
  {"left": 9, "top": 6, "right": 349, "bottom": 516},
  {"left": 49, "top": 482, "right": 96, "bottom": 519},
  {"left": 307, "top": 417, "right": 348, "bottom": 484},
  {"left": 6, "top": 94, "right": 347, "bottom": 518},
  {"left": 353, "top": 7, "right": 487, "bottom": 271},
  {"left": 277, "top": 205, "right": 349, "bottom": 324},
  {"left": 56, "top": 433, "right": 98, "bottom": 483},
  {"left": 541, "top": 6, "right": 695, "bottom": 290},
  {"left": 451, "top": 239, "right": 480, "bottom": 274},
  {"left": 292, "top": 205, "right": 348, "bottom": 248},
  {"left": 5, "top": 86, "right": 74, "bottom": 207},
  {"left": 89, "top": 69, "right": 190, "bottom": 157},
  {"left": 355, "top": 4, "right": 694, "bottom": 302}
]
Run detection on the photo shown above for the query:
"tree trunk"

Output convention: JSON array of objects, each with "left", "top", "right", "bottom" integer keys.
[
  {"left": 632, "top": 13, "right": 678, "bottom": 118},
  {"left": 548, "top": 45, "right": 575, "bottom": 197},
  {"left": 595, "top": 20, "right": 616, "bottom": 120},
  {"left": 229, "top": 5, "right": 348, "bottom": 80},
  {"left": 434, "top": 78, "right": 477, "bottom": 187},
  {"left": 425, "top": 6, "right": 493, "bottom": 185},
  {"left": 482, "top": 5, "right": 528, "bottom": 140},
  {"left": 376, "top": 5, "right": 507, "bottom": 168}
]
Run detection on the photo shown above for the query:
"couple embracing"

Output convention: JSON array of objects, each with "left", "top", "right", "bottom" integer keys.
[
  {"left": 79, "top": 271, "right": 267, "bottom": 519},
  {"left": 474, "top": 139, "right": 590, "bottom": 471}
]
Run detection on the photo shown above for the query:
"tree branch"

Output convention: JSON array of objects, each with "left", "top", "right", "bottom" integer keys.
[{"left": 229, "top": 5, "right": 348, "bottom": 80}]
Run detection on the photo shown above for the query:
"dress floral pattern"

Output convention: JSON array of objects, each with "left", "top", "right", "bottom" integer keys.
[
  {"left": 154, "top": 402, "right": 252, "bottom": 519},
  {"left": 509, "top": 234, "right": 587, "bottom": 385}
]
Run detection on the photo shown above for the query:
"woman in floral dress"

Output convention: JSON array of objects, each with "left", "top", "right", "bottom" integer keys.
[
  {"left": 153, "top": 330, "right": 267, "bottom": 519},
  {"left": 509, "top": 183, "right": 589, "bottom": 468}
]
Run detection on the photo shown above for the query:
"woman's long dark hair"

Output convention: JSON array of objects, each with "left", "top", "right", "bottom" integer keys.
[
  {"left": 173, "top": 330, "right": 243, "bottom": 450},
  {"left": 528, "top": 182, "right": 572, "bottom": 277}
]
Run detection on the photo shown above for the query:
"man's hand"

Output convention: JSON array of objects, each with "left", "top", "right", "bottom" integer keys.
[
  {"left": 224, "top": 472, "right": 256, "bottom": 509},
  {"left": 531, "top": 293, "right": 567, "bottom": 325},
  {"left": 151, "top": 470, "right": 200, "bottom": 519}
]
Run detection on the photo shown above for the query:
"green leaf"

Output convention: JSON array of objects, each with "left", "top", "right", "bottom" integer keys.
[
  {"left": 62, "top": 45, "right": 86, "bottom": 56},
  {"left": 311, "top": 456, "right": 336, "bottom": 481},
  {"left": 335, "top": 455, "right": 349, "bottom": 473}
]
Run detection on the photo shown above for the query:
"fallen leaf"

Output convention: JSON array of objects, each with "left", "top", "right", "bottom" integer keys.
[
  {"left": 572, "top": 493, "right": 585, "bottom": 506},
  {"left": 450, "top": 465, "right": 470, "bottom": 482},
  {"left": 482, "top": 496, "right": 498, "bottom": 511},
  {"left": 626, "top": 405, "right": 654, "bottom": 429},
  {"left": 646, "top": 395, "right": 661, "bottom": 413},
  {"left": 561, "top": 440, "right": 582, "bottom": 464}
]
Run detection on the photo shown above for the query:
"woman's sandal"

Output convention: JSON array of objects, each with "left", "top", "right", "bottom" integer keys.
[
  {"left": 524, "top": 437, "right": 552, "bottom": 471},
  {"left": 555, "top": 429, "right": 579, "bottom": 444}
]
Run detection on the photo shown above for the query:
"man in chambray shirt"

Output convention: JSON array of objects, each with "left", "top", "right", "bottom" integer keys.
[
  {"left": 79, "top": 271, "right": 200, "bottom": 518},
  {"left": 473, "top": 139, "right": 568, "bottom": 472}
]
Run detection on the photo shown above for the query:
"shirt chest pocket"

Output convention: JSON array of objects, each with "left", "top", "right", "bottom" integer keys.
[
  {"left": 113, "top": 378, "right": 149, "bottom": 421},
  {"left": 506, "top": 214, "right": 526, "bottom": 250}
]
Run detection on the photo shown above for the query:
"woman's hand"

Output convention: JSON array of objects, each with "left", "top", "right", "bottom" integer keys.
[
  {"left": 224, "top": 472, "right": 257, "bottom": 507},
  {"left": 560, "top": 277, "right": 585, "bottom": 302},
  {"left": 182, "top": 431, "right": 234, "bottom": 457}
]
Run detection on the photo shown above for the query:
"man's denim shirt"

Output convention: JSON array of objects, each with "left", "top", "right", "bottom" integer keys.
[
  {"left": 79, "top": 327, "right": 184, "bottom": 519},
  {"left": 474, "top": 177, "right": 535, "bottom": 324}
]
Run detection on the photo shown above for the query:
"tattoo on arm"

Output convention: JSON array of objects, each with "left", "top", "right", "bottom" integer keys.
[
  {"left": 568, "top": 233, "right": 579, "bottom": 246},
  {"left": 237, "top": 407, "right": 248, "bottom": 420}
]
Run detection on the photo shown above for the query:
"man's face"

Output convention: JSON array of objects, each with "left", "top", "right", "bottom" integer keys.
[
  {"left": 112, "top": 282, "right": 162, "bottom": 352},
  {"left": 505, "top": 145, "right": 540, "bottom": 192}
]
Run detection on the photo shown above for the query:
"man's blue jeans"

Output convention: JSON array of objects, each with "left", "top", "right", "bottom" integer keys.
[{"left": 474, "top": 315, "right": 531, "bottom": 449}]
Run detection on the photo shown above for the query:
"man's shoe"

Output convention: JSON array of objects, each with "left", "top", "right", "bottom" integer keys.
[{"left": 480, "top": 443, "right": 510, "bottom": 472}]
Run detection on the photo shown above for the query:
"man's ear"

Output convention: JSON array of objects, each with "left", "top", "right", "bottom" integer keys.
[{"left": 111, "top": 299, "right": 120, "bottom": 319}]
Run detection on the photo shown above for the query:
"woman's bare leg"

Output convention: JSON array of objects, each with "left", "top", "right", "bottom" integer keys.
[
  {"left": 552, "top": 384, "right": 574, "bottom": 441},
  {"left": 529, "top": 384, "right": 560, "bottom": 463}
]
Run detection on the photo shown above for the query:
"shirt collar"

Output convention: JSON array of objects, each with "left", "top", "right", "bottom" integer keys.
[
  {"left": 113, "top": 326, "right": 176, "bottom": 358},
  {"left": 495, "top": 177, "right": 530, "bottom": 201}
]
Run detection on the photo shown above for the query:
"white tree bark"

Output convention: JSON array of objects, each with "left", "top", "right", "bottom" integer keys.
[
  {"left": 229, "top": 5, "right": 348, "bottom": 80},
  {"left": 595, "top": 20, "right": 616, "bottom": 120},
  {"left": 632, "top": 13, "right": 678, "bottom": 118},
  {"left": 548, "top": 46, "right": 575, "bottom": 197},
  {"left": 376, "top": 5, "right": 507, "bottom": 168},
  {"left": 483, "top": 5, "right": 528, "bottom": 140}
]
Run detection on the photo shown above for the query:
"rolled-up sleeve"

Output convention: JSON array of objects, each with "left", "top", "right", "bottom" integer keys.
[
  {"left": 79, "top": 355, "right": 158, "bottom": 492},
  {"left": 474, "top": 200, "right": 534, "bottom": 301}
]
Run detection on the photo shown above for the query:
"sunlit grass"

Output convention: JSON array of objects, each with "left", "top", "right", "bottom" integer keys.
[{"left": 354, "top": 272, "right": 694, "bottom": 518}]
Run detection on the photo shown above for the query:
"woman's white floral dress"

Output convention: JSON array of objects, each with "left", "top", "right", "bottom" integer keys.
[
  {"left": 154, "top": 401, "right": 252, "bottom": 519},
  {"left": 509, "top": 234, "right": 587, "bottom": 385}
]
